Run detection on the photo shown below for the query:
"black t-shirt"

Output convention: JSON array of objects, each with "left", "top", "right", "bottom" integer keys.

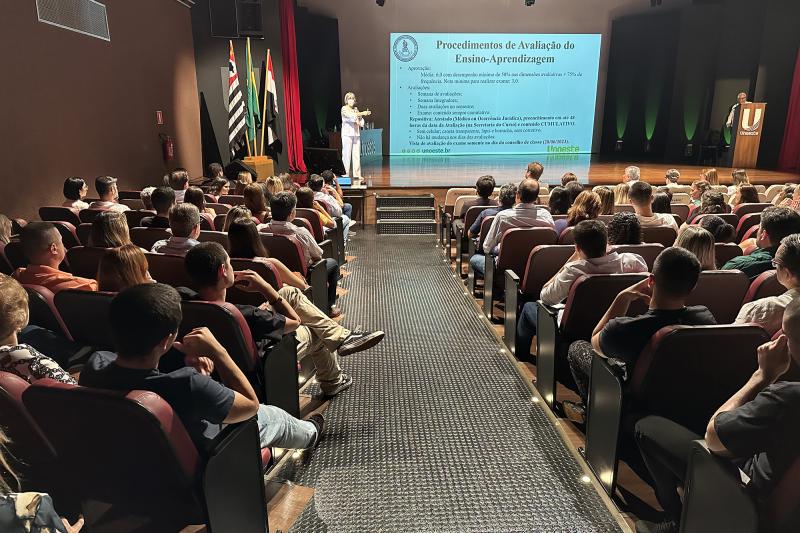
[
  {"left": 599, "top": 306, "right": 717, "bottom": 367},
  {"left": 79, "top": 351, "right": 234, "bottom": 450},
  {"left": 140, "top": 215, "right": 170, "bottom": 229},
  {"left": 715, "top": 381, "right": 800, "bottom": 496}
]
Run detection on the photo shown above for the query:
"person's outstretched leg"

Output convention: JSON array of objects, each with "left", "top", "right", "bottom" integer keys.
[
  {"left": 515, "top": 302, "right": 538, "bottom": 360},
  {"left": 256, "top": 404, "right": 318, "bottom": 449}
]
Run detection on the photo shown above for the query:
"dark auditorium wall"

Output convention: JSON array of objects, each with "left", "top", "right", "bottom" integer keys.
[
  {"left": 296, "top": 0, "right": 694, "bottom": 155},
  {"left": 0, "top": 0, "right": 202, "bottom": 220}
]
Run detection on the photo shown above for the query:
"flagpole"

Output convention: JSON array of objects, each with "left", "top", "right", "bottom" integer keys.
[
  {"left": 259, "top": 50, "right": 270, "bottom": 156},
  {"left": 245, "top": 130, "right": 252, "bottom": 157}
]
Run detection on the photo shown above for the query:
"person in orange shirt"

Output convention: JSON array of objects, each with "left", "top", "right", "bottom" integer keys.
[{"left": 12, "top": 222, "right": 98, "bottom": 293}]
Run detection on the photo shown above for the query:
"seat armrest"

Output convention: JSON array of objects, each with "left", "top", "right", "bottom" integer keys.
[
  {"left": 584, "top": 356, "right": 625, "bottom": 495},
  {"left": 260, "top": 333, "right": 300, "bottom": 417},
  {"left": 307, "top": 259, "right": 330, "bottom": 313},
  {"left": 535, "top": 301, "right": 561, "bottom": 407},
  {"left": 204, "top": 417, "right": 269, "bottom": 532},
  {"left": 332, "top": 216, "right": 345, "bottom": 265},
  {"left": 483, "top": 255, "right": 495, "bottom": 318},
  {"left": 320, "top": 238, "right": 336, "bottom": 262},
  {"left": 504, "top": 270, "right": 521, "bottom": 356}
]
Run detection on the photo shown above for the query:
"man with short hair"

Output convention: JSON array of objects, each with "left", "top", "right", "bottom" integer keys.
[
  {"left": 629, "top": 181, "right": 679, "bottom": 230},
  {"left": 622, "top": 165, "right": 641, "bottom": 184},
  {"left": 468, "top": 183, "right": 517, "bottom": 239},
  {"left": 726, "top": 91, "right": 750, "bottom": 128},
  {"left": 140, "top": 186, "right": 156, "bottom": 211},
  {"left": 140, "top": 186, "right": 175, "bottom": 229},
  {"left": 458, "top": 175, "right": 498, "bottom": 222},
  {"left": 151, "top": 203, "right": 201, "bottom": 256},
  {"left": 321, "top": 169, "right": 354, "bottom": 220},
  {"left": 79, "top": 283, "right": 324, "bottom": 451},
  {"left": 208, "top": 162, "right": 224, "bottom": 180},
  {"left": 561, "top": 172, "right": 578, "bottom": 186},
  {"left": 182, "top": 243, "right": 383, "bottom": 397},
  {"left": 634, "top": 297, "right": 800, "bottom": 533},
  {"left": 468, "top": 178, "right": 554, "bottom": 276},
  {"left": 566, "top": 247, "right": 716, "bottom": 405},
  {"left": 12, "top": 222, "right": 98, "bottom": 292},
  {"left": 515, "top": 220, "right": 648, "bottom": 361},
  {"left": 664, "top": 169, "right": 681, "bottom": 187},
  {"left": 168, "top": 168, "right": 190, "bottom": 203},
  {"left": 88, "top": 176, "right": 130, "bottom": 213},
  {"left": 723, "top": 207, "right": 800, "bottom": 280},
  {"left": 526, "top": 161, "right": 544, "bottom": 180},
  {"left": 308, "top": 174, "right": 352, "bottom": 242},
  {"left": 262, "top": 192, "right": 341, "bottom": 314},
  {"left": 735, "top": 234, "right": 800, "bottom": 335}
]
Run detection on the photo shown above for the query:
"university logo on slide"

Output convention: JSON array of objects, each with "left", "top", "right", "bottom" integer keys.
[
  {"left": 393, "top": 35, "right": 418, "bottom": 62},
  {"left": 740, "top": 108, "right": 763, "bottom": 132}
]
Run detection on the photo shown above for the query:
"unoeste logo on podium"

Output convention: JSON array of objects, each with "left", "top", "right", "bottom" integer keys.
[
  {"left": 739, "top": 108, "right": 763, "bottom": 137},
  {"left": 393, "top": 35, "right": 418, "bottom": 62}
]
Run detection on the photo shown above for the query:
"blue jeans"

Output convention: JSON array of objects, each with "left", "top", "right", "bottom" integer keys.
[
  {"left": 341, "top": 215, "right": 351, "bottom": 241},
  {"left": 516, "top": 302, "right": 539, "bottom": 359},
  {"left": 342, "top": 203, "right": 353, "bottom": 219},
  {"left": 469, "top": 254, "right": 486, "bottom": 276},
  {"left": 324, "top": 257, "right": 340, "bottom": 309},
  {"left": 256, "top": 404, "right": 316, "bottom": 449}
]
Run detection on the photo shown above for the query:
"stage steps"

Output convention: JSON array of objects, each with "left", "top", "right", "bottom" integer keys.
[{"left": 375, "top": 194, "right": 436, "bottom": 235}]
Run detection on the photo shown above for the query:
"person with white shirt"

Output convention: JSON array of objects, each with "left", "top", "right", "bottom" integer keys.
[
  {"left": 515, "top": 220, "right": 647, "bottom": 360},
  {"left": 726, "top": 92, "right": 750, "bottom": 128},
  {"left": 341, "top": 92, "right": 370, "bottom": 178},
  {"left": 664, "top": 169, "right": 681, "bottom": 188},
  {"left": 622, "top": 166, "right": 640, "bottom": 184},
  {"left": 88, "top": 175, "right": 130, "bottom": 213},
  {"left": 735, "top": 234, "right": 800, "bottom": 336},
  {"left": 151, "top": 203, "right": 200, "bottom": 257},
  {"left": 629, "top": 181, "right": 679, "bottom": 230},
  {"left": 168, "top": 168, "right": 190, "bottom": 203},
  {"left": 307, "top": 174, "right": 351, "bottom": 242}
]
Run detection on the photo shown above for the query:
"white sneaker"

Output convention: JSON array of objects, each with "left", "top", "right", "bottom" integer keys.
[{"left": 348, "top": 219, "right": 357, "bottom": 228}]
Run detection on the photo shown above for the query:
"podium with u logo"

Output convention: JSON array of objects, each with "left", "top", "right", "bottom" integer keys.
[{"left": 731, "top": 102, "right": 767, "bottom": 168}]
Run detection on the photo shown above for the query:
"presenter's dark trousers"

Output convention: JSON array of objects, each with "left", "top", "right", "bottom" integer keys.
[{"left": 324, "top": 258, "right": 339, "bottom": 310}]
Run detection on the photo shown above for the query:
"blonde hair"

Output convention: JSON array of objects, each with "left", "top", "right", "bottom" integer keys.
[
  {"left": 90, "top": 211, "right": 131, "bottom": 248},
  {"left": 675, "top": 226, "right": 716, "bottom": 271},
  {"left": 264, "top": 176, "right": 284, "bottom": 196},
  {"left": 0, "top": 428, "right": 21, "bottom": 493},
  {"left": 614, "top": 183, "right": 630, "bottom": 205},
  {"left": 701, "top": 168, "right": 719, "bottom": 185},
  {"left": 97, "top": 244, "right": 151, "bottom": 292},
  {"left": 0, "top": 214, "right": 11, "bottom": 245},
  {"left": 567, "top": 191, "right": 602, "bottom": 226},
  {"left": 0, "top": 274, "right": 28, "bottom": 340},
  {"left": 344, "top": 92, "right": 356, "bottom": 104},
  {"left": 595, "top": 187, "right": 615, "bottom": 215}
]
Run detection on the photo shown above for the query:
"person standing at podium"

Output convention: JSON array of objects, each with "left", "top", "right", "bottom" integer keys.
[
  {"left": 341, "top": 92, "right": 370, "bottom": 178},
  {"left": 726, "top": 92, "right": 750, "bottom": 128}
]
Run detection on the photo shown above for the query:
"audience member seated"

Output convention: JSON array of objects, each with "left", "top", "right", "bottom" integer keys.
[
  {"left": 207, "top": 177, "right": 230, "bottom": 202},
  {"left": 701, "top": 167, "right": 719, "bottom": 186},
  {"left": 664, "top": 168, "right": 681, "bottom": 188},
  {"left": 88, "top": 176, "right": 129, "bottom": 213},
  {"left": 622, "top": 165, "right": 640, "bottom": 184},
  {"left": 629, "top": 181, "right": 679, "bottom": 230},
  {"left": 566, "top": 248, "right": 715, "bottom": 407},
  {"left": 97, "top": 244, "right": 153, "bottom": 292},
  {"left": 548, "top": 186, "right": 570, "bottom": 215},
  {"left": 62, "top": 176, "right": 89, "bottom": 211},
  {"left": 223, "top": 205, "right": 254, "bottom": 232},
  {"left": 564, "top": 181, "right": 584, "bottom": 207},
  {"left": 674, "top": 226, "right": 716, "bottom": 271},
  {"left": 321, "top": 169, "right": 353, "bottom": 220},
  {"left": 731, "top": 185, "right": 760, "bottom": 207},
  {"left": 651, "top": 192, "right": 672, "bottom": 215},
  {"left": 308, "top": 174, "right": 352, "bottom": 241},
  {"left": 728, "top": 168, "right": 750, "bottom": 195},
  {"left": 183, "top": 243, "right": 384, "bottom": 395},
  {"left": 140, "top": 186, "right": 175, "bottom": 229},
  {"left": 459, "top": 175, "right": 498, "bottom": 220},
  {"left": 168, "top": 168, "right": 189, "bottom": 203},
  {"left": 0, "top": 274, "right": 75, "bottom": 384},
  {"left": 207, "top": 162, "right": 225, "bottom": 181},
  {"left": 722, "top": 206, "right": 800, "bottom": 280},
  {"left": 469, "top": 179, "right": 554, "bottom": 277},
  {"left": 468, "top": 183, "right": 517, "bottom": 239},
  {"left": 13, "top": 222, "right": 97, "bottom": 292},
  {"left": 697, "top": 214, "right": 736, "bottom": 243},
  {"left": 735, "top": 234, "right": 800, "bottom": 335},
  {"left": 139, "top": 186, "right": 156, "bottom": 211},
  {"left": 607, "top": 212, "right": 642, "bottom": 246},
  {"left": 151, "top": 204, "right": 201, "bottom": 257},
  {"left": 634, "top": 298, "right": 800, "bottom": 533},
  {"left": 772, "top": 184, "right": 795, "bottom": 207},
  {"left": 689, "top": 179, "right": 711, "bottom": 207},
  {"left": 90, "top": 211, "right": 132, "bottom": 248},
  {"left": 561, "top": 172, "right": 578, "bottom": 186},
  {"left": 262, "top": 192, "right": 341, "bottom": 314},
  {"left": 234, "top": 170, "right": 254, "bottom": 196},
  {"left": 243, "top": 184, "right": 270, "bottom": 224},
  {"left": 184, "top": 186, "right": 216, "bottom": 218},
  {"left": 595, "top": 186, "right": 615, "bottom": 215},
  {"left": 0, "top": 214, "right": 11, "bottom": 246},
  {"left": 263, "top": 176, "right": 284, "bottom": 198},
  {"left": 280, "top": 172, "right": 297, "bottom": 192},
  {"left": 685, "top": 191, "right": 727, "bottom": 226},
  {"left": 614, "top": 183, "right": 630, "bottom": 205},
  {"left": 557, "top": 190, "right": 601, "bottom": 235},
  {"left": 228, "top": 218, "right": 309, "bottom": 290},
  {"left": 778, "top": 184, "right": 800, "bottom": 211},
  {"left": 79, "top": 283, "right": 325, "bottom": 452},
  {"left": 296, "top": 187, "right": 335, "bottom": 230},
  {"left": 516, "top": 220, "right": 647, "bottom": 360},
  {"left": 525, "top": 161, "right": 544, "bottom": 181}
]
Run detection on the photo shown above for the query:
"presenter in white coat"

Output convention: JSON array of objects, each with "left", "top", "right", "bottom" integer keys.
[{"left": 341, "top": 92, "right": 370, "bottom": 178}]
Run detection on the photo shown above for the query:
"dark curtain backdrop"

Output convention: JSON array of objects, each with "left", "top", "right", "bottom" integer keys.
[
  {"left": 778, "top": 49, "right": 800, "bottom": 172},
  {"left": 279, "top": 0, "right": 307, "bottom": 172}
]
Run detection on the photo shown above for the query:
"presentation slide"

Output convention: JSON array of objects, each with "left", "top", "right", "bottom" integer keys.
[{"left": 389, "top": 33, "right": 601, "bottom": 156}]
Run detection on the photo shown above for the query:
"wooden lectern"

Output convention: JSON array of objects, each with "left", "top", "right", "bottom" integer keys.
[
  {"left": 730, "top": 102, "right": 767, "bottom": 168},
  {"left": 243, "top": 155, "right": 275, "bottom": 182}
]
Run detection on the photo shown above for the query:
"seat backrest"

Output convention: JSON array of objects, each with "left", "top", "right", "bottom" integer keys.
[
  {"left": 671, "top": 192, "right": 691, "bottom": 205},
  {"left": 206, "top": 203, "right": 231, "bottom": 215},
  {"left": 641, "top": 226, "right": 677, "bottom": 247},
  {"left": 520, "top": 245, "right": 575, "bottom": 297},
  {"left": 714, "top": 243, "right": 743, "bottom": 268},
  {"left": 736, "top": 213, "right": 761, "bottom": 243},
  {"left": 53, "top": 290, "right": 115, "bottom": 349},
  {"left": 120, "top": 198, "right": 145, "bottom": 210},
  {"left": 561, "top": 273, "right": 650, "bottom": 341},
  {"left": 444, "top": 188, "right": 475, "bottom": 209},
  {"left": 292, "top": 217, "right": 315, "bottom": 237},
  {"left": 23, "top": 285, "right": 72, "bottom": 340},
  {"left": 260, "top": 233, "right": 308, "bottom": 275},
  {"left": 765, "top": 184, "right": 785, "bottom": 202},
  {"left": 670, "top": 204, "right": 690, "bottom": 220},
  {"left": 741, "top": 225, "right": 759, "bottom": 246},
  {"left": 199, "top": 213, "right": 214, "bottom": 231},
  {"left": 142, "top": 252, "right": 193, "bottom": 288},
  {"left": 214, "top": 213, "right": 228, "bottom": 231},
  {"left": 496, "top": 227, "right": 559, "bottom": 279},
  {"left": 732, "top": 203, "right": 772, "bottom": 217},
  {"left": 614, "top": 204, "right": 635, "bottom": 213},
  {"left": 23, "top": 379, "right": 202, "bottom": 520},
  {"left": 630, "top": 325, "right": 768, "bottom": 433},
  {"left": 130, "top": 227, "right": 172, "bottom": 250},
  {"left": 295, "top": 208, "right": 325, "bottom": 241},
  {"left": 78, "top": 209, "right": 104, "bottom": 224},
  {"left": 464, "top": 206, "right": 495, "bottom": 232},
  {"left": 453, "top": 195, "right": 479, "bottom": 217},
  {"left": 558, "top": 226, "right": 575, "bottom": 245},
  {"left": 692, "top": 213, "right": 739, "bottom": 227},
  {"left": 0, "top": 243, "right": 13, "bottom": 275},
  {"left": 228, "top": 258, "right": 281, "bottom": 306},
  {"left": 686, "top": 270, "right": 750, "bottom": 323},
  {"left": 51, "top": 221, "right": 81, "bottom": 249},
  {"left": 770, "top": 455, "right": 800, "bottom": 532},
  {"left": 124, "top": 210, "right": 151, "bottom": 229},
  {"left": 611, "top": 243, "right": 664, "bottom": 270},
  {"left": 65, "top": 246, "right": 106, "bottom": 278},
  {"left": 743, "top": 270, "right": 784, "bottom": 303},
  {"left": 476, "top": 216, "right": 495, "bottom": 252},
  {"left": 4, "top": 241, "right": 28, "bottom": 269},
  {"left": 218, "top": 194, "right": 246, "bottom": 206},
  {"left": 118, "top": 190, "right": 142, "bottom": 200},
  {"left": 180, "top": 301, "right": 259, "bottom": 372},
  {"left": 198, "top": 230, "right": 229, "bottom": 250},
  {"left": 39, "top": 206, "right": 81, "bottom": 226},
  {"left": 76, "top": 223, "right": 92, "bottom": 246}
]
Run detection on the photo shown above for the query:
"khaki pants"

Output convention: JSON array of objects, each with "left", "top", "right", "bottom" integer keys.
[{"left": 278, "top": 286, "right": 349, "bottom": 393}]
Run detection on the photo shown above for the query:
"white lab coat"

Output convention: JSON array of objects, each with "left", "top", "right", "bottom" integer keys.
[{"left": 341, "top": 106, "right": 364, "bottom": 177}]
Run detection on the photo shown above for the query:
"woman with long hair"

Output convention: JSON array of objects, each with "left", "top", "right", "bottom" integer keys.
[
  {"left": 243, "top": 184, "right": 270, "bottom": 223},
  {"left": 566, "top": 191, "right": 601, "bottom": 226},
  {"left": 595, "top": 186, "right": 615, "bottom": 215},
  {"left": 731, "top": 185, "right": 760, "bottom": 207},
  {"left": 208, "top": 177, "right": 230, "bottom": 201},
  {"left": 96, "top": 244, "right": 153, "bottom": 292},
  {"left": 184, "top": 186, "right": 216, "bottom": 216},
  {"left": 685, "top": 191, "right": 727, "bottom": 226},
  {"left": 614, "top": 183, "right": 630, "bottom": 205},
  {"left": 263, "top": 176, "right": 284, "bottom": 197},
  {"left": 223, "top": 205, "right": 253, "bottom": 232},
  {"left": 227, "top": 218, "right": 309, "bottom": 290},
  {"left": 234, "top": 170, "right": 253, "bottom": 195},
  {"left": 90, "top": 211, "right": 132, "bottom": 248},
  {"left": 701, "top": 167, "right": 719, "bottom": 186},
  {"left": 675, "top": 225, "right": 716, "bottom": 270}
]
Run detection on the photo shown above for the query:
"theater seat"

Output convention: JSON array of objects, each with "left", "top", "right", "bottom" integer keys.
[
  {"left": 23, "top": 379, "right": 269, "bottom": 532},
  {"left": 743, "top": 270, "right": 785, "bottom": 303},
  {"left": 39, "top": 206, "right": 81, "bottom": 226},
  {"left": 641, "top": 226, "right": 677, "bottom": 247},
  {"left": 0, "top": 243, "right": 13, "bottom": 275},
  {"left": 214, "top": 213, "right": 228, "bottom": 230},
  {"left": 670, "top": 204, "right": 690, "bottom": 220},
  {"left": 206, "top": 203, "right": 231, "bottom": 215},
  {"left": 78, "top": 209, "right": 104, "bottom": 224},
  {"left": 687, "top": 270, "right": 750, "bottom": 323},
  {"left": 228, "top": 258, "right": 282, "bottom": 306},
  {"left": 23, "top": 285, "right": 72, "bottom": 340},
  {"left": 145, "top": 252, "right": 195, "bottom": 288},
  {"left": 294, "top": 208, "right": 338, "bottom": 262},
  {"left": 218, "top": 194, "right": 246, "bottom": 206},
  {"left": 735, "top": 213, "right": 761, "bottom": 243},
  {"left": 65, "top": 246, "right": 106, "bottom": 278},
  {"left": 54, "top": 290, "right": 115, "bottom": 350},
  {"left": 261, "top": 233, "right": 328, "bottom": 312},
  {"left": 732, "top": 202, "right": 772, "bottom": 217},
  {"left": 715, "top": 243, "right": 743, "bottom": 267},
  {"left": 124, "top": 209, "right": 152, "bottom": 228},
  {"left": 130, "top": 227, "right": 172, "bottom": 250},
  {"left": 76, "top": 223, "right": 92, "bottom": 246},
  {"left": 611, "top": 244, "right": 663, "bottom": 270},
  {"left": 198, "top": 230, "right": 230, "bottom": 250},
  {"left": 454, "top": 205, "right": 495, "bottom": 277},
  {"left": 3, "top": 240, "right": 28, "bottom": 270},
  {"left": 51, "top": 221, "right": 81, "bottom": 249}
]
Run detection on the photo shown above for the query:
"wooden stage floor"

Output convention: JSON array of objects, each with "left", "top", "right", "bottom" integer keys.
[{"left": 357, "top": 154, "right": 799, "bottom": 188}]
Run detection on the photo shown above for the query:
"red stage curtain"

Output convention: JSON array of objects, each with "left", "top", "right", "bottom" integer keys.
[
  {"left": 779, "top": 48, "right": 800, "bottom": 172},
  {"left": 279, "top": 0, "right": 307, "bottom": 173}
]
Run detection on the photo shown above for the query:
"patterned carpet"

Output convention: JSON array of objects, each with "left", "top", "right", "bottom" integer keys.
[{"left": 274, "top": 228, "right": 621, "bottom": 532}]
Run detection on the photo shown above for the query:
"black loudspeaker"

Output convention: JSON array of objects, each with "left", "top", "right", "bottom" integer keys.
[
  {"left": 303, "top": 148, "right": 346, "bottom": 176},
  {"left": 236, "top": 0, "right": 263, "bottom": 36},
  {"left": 224, "top": 159, "right": 258, "bottom": 181},
  {"left": 209, "top": 0, "right": 263, "bottom": 38}
]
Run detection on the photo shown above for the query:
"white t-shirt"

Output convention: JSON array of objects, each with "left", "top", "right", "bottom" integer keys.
[{"left": 637, "top": 213, "right": 678, "bottom": 230}]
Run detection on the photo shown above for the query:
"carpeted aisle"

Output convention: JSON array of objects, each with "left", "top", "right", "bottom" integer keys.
[{"left": 276, "top": 228, "right": 621, "bottom": 532}]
